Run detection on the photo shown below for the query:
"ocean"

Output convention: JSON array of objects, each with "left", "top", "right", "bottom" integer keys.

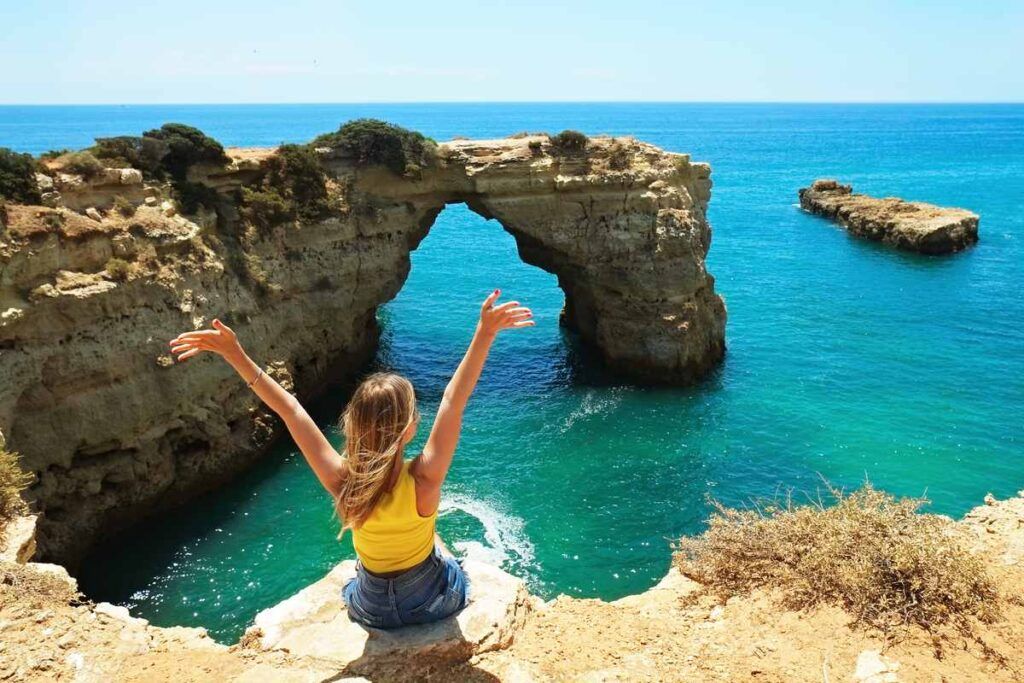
[{"left": 2, "top": 103, "right": 1021, "bottom": 642}]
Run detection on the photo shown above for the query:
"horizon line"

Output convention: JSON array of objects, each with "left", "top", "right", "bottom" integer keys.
[{"left": 1, "top": 100, "right": 1023, "bottom": 107}]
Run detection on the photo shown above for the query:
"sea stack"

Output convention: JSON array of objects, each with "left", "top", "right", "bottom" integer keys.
[{"left": 798, "top": 179, "right": 979, "bottom": 255}]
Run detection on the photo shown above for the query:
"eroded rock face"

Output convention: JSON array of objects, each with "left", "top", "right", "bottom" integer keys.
[
  {"left": 798, "top": 179, "right": 979, "bottom": 255},
  {"left": 0, "top": 135, "right": 725, "bottom": 564}
]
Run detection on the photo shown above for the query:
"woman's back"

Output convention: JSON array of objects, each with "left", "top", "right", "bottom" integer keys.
[{"left": 352, "top": 460, "right": 436, "bottom": 574}]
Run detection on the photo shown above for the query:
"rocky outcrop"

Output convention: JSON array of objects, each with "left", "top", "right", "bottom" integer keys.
[
  {"left": 798, "top": 179, "right": 979, "bottom": 254},
  {"left": 0, "top": 134, "right": 725, "bottom": 565},
  {"left": 244, "top": 558, "right": 536, "bottom": 678},
  {"left": 3, "top": 490, "right": 1023, "bottom": 682}
]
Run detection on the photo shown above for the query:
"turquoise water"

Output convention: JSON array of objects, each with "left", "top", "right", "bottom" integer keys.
[{"left": 3, "top": 104, "right": 1022, "bottom": 642}]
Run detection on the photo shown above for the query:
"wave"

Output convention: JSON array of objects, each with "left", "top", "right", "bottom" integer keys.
[
  {"left": 560, "top": 388, "right": 624, "bottom": 433},
  {"left": 439, "top": 494, "right": 535, "bottom": 571}
]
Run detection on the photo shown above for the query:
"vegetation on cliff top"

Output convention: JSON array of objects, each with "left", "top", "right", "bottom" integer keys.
[
  {"left": 0, "top": 148, "right": 42, "bottom": 205},
  {"left": 240, "top": 144, "right": 332, "bottom": 230},
  {"left": 549, "top": 129, "right": 589, "bottom": 155},
  {"left": 92, "top": 124, "right": 229, "bottom": 180},
  {"left": 313, "top": 118, "right": 437, "bottom": 176},
  {"left": 675, "top": 484, "right": 1001, "bottom": 636},
  {"left": 63, "top": 151, "right": 105, "bottom": 179},
  {"left": 91, "top": 123, "right": 230, "bottom": 214},
  {"left": 0, "top": 444, "right": 33, "bottom": 536}
]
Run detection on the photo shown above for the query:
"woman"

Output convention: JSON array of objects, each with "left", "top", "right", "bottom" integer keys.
[{"left": 169, "top": 289, "right": 533, "bottom": 628}]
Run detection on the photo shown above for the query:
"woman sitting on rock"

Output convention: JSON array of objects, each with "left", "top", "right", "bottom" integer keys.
[{"left": 170, "top": 289, "right": 533, "bottom": 628}]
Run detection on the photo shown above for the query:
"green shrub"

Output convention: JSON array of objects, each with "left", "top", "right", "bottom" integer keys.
[
  {"left": 0, "top": 148, "right": 42, "bottom": 204},
  {"left": 39, "top": 149, "right": 71, "bottom": 160},
  {"left": 105, "top": 257, "right": 132, "bottom": 281},
  {"left": 173, "top": 181, "right": 221, "bottom": 215},
  {"left": 549, "top": 130, "right": 589, "bottom": 155},
  {"left": 240, "top": 187, "right": 294, "bottom": 231},
  {"left": 113, "top": 195, "right": 136, "bottom": 217},
  {"left": 0, "top": 444, "right": 32, "bottom": 530},
  {"left": 92, "top": 136, "right": 168, "bottom": 176},
  {"left": 260, "top": 144, "right": 330, "bottom": 221},
  {"left": 675, "top": 484, "right": 1002, "bottom": 635},
  {"left": 63, "top": 151, "right": 105, "bottom": 179},
  {"left": 141, "top": 123, "right": 229, "bottom": 180},
  {"left": 528, "top": 139, "right": 543, "bottom": 156},
  {"left": 313, "top": 119, "right": 436, "bottom": 176}
]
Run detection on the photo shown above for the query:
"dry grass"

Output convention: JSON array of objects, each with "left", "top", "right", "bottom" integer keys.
[
  {"left": 675, "top": 484, "right": 1002, "bottom": 636},
  {"left": 0, "top": 562, "right": 80, "bottom": 609},
  {"left": 0, "top": 445, "right": 32, "bottom": 536},
  {"left": 105, "top": 257, "right": 132, "bottom": 282}
]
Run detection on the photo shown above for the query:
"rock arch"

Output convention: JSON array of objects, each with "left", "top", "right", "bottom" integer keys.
[
  {"left": 0, "top": 135, "right": 724, "bottom": 564},
  {"left": 324, "top": 136, "right": 726, "bottom": 384}
]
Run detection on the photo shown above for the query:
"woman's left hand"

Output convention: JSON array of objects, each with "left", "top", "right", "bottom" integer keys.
[{"left": 478, "top": 289, "right": 534, "bottom": 337}]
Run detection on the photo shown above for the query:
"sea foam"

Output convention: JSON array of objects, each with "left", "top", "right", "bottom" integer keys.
[{"left": 439, "top": 494, "right": 535, "bottom": 572}]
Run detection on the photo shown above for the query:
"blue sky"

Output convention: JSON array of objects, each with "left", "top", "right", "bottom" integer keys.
[{"left": 2, "top": 0, "right": 1021, "bottom": 103}]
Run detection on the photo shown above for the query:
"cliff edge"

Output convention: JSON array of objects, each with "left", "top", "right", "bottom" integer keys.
[{"left": 1, "top": 490, "right": 1022, "bottom": 681}]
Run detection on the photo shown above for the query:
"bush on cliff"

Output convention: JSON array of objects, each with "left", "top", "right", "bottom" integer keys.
[
  {"left": 113, "top": 195, "right": 136, "bottom": 217},
  {"left": 239, "top": 144, "right": 334, "bottom": 230},
  {"left": 92, "top": 124, "right": 227, "bottom": 182},
  {"left": 675, "top": 483, "right": 1001, "bottom": 635},
  {"left": 262, "top": 144, "right": 331, "bottom": 221},
  {"left": 240, "top": 187, "right": 295, "bottom": 231},
  {"left": 549, "top": 130, "right": 589, "bottom": 155},
  {"left": 174, "top": 180, "right": 222, "bottom": 215},
  {"left": 0, "top": 444, "right": 33, "bottom": 533},
  {"left": 141, "top": 123, "right": 229, "bottom": 180},
  {"left": 313, "top": 119, "right": 436, "bottom": 176},
  {"left": 63, "top": 151, "right": 105, "bottom": 179},
  {"left": 0, "top": 148, "right": 42, "bottom": 204},
  {"left": 92, "top": 135, "right": 169, "bottom": 176}
]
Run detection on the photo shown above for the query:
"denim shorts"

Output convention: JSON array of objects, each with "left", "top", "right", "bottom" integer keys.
[{"left": 342, "top": 547, "right": 469, "bottom": 629}]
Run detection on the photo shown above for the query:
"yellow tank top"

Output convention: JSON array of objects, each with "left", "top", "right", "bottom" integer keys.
[{"left": 351, "top": 459, "right": 436, "bottom": 574}]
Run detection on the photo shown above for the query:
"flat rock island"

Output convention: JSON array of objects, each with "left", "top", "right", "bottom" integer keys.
[{"left": 798, "top": 179, "right": 979, "bottom": 254}]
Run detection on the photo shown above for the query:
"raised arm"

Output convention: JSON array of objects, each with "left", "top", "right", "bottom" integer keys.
[
  {"left": 413, "top": 290, "right": 533, "bottom": 511},
  {"left": 170, "top": 320, "right": 345, "bottom": 496}
]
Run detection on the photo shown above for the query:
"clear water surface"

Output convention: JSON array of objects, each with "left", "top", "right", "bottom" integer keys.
[{"left": 2, "top": 103, "right": 1021, "bottom": 642}]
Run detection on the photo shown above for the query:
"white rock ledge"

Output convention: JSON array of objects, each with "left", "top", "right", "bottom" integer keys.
[{"left": 246, "top": 559, "right": 537, "bottom": 671}]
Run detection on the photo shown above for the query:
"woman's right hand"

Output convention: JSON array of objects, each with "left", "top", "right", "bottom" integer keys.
[
  {"left": 170, "top": 319, "right": 244, "bottom": 362},
  {"left": 478, "top": 289, "right": 534, "bottom": 337}
]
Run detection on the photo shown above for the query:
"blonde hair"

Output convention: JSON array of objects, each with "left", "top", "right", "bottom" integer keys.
[{"left": 335, "top": 372, "right": 419, "bottom": 533}]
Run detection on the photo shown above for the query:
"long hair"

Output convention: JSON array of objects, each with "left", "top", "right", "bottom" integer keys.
[{"left": 335, "top": 372, "right": 419, "bottom": 533}]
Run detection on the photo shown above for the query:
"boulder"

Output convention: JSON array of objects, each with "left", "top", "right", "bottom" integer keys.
[
  {"left": 245, "top": 559, "right": 536, "bottom": 674},
  {"left": 35, "top": 173, "right": 55, "bottom": 192},
  {"left": 0, "top": 512, "right": 38, "bottom": 563}
]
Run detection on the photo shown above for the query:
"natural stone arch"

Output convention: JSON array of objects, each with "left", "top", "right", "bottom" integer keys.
[
  {"left": 0, "top": 134, "right": 724, "bottom": 565},
  {"left": 327, "top": 136, "right": 726, "bottom": 384}
]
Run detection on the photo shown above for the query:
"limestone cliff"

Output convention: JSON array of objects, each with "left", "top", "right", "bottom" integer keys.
[
  {"left": 799, "top": 178, "right": 979, "bottom": 254},
  {"left": 0, "top": 133, "right": 725, "bottom": 565}
]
